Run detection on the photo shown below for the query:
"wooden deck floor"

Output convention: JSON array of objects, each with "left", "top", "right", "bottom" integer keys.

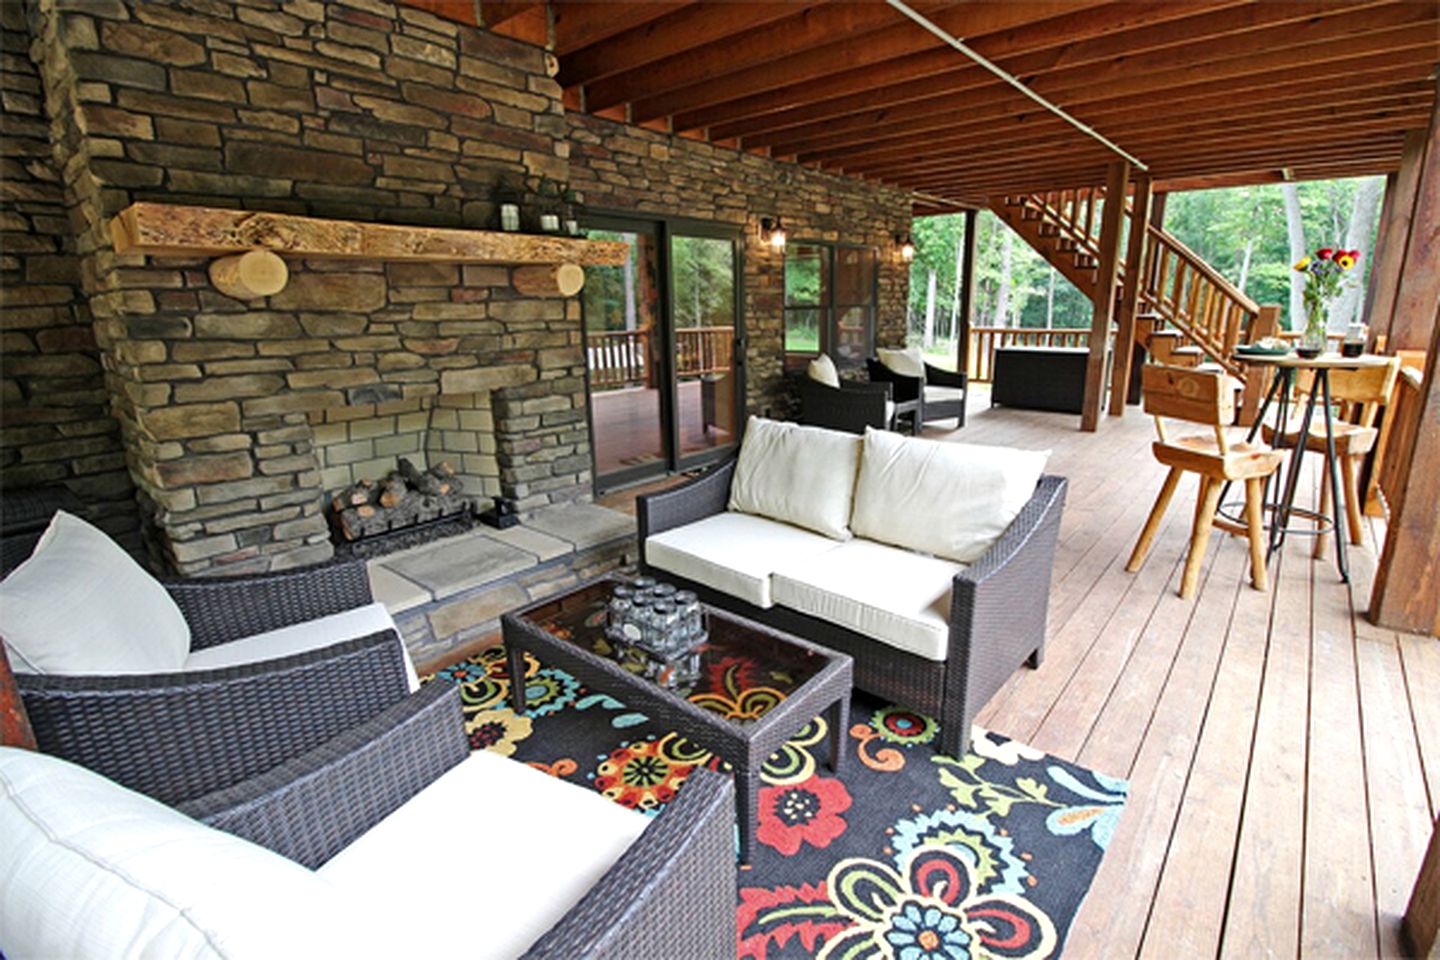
[
  {"left": 600, "top": 391, "right": 1438, "bottom": 957},
  {"left": 948, "top": 397, "right": 1437, "bottom": 960}
]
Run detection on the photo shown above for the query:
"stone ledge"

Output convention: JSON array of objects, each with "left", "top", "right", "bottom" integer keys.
[{"left": 370, "top": 502, "right": 636, "bottom": 666}]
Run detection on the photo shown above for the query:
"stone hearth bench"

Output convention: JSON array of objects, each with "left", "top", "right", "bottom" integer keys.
[
  {"left": 638, "top": 418, "right": 1067, "bottom": 757},
  {"left": 369, "top": 502, "right": 635, "bottom": 668}
]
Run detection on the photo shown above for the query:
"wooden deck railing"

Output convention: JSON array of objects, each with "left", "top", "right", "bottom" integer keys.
[
  {"left": 967, "top": 326, "right": 1089, "bottom": 382},
  {"left": 587, "top": 325, "right": 733, "bottom": 389},
  {"left": 1375, "top": 365, "right": 1425, "bottom": 521}
]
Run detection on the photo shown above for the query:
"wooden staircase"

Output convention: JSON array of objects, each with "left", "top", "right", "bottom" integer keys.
[{"left": 991, "top": 189, "right": 1274, "bottom": 379}]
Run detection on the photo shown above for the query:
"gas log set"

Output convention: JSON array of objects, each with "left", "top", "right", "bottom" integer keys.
[{"left": 331, "top": 458, "right": 473, "bottom": 547}]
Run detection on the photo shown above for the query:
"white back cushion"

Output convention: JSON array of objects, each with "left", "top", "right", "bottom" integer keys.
[
  {"left": 850, "top": 429, "right": 1049, "bottom": 563},
  {"left": 877, "top": 347, "right": 926, "bottom": 379},
  {"left": 728, "top": 416, "right": 862, "bottom": 540},
  {"left": 0, "top": 746, "right": 386, "bottom": 960},
  {"left": 807, "top": 353, "right": 840, "bottom": 388},
  {"left": 0, "top": 511, "right": 190, "bottom": 675}
]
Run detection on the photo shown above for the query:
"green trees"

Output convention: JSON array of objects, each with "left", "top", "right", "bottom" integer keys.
[{"left": 906, "top": 176, "right": 1386, "bottom": 349}]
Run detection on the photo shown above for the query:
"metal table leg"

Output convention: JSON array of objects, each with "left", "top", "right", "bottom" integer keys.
[
  {"left": 1317, "top": 370, "right": 1349, "bottom": 582},
  {"left": 1269, "top": 372, "right": 1320, "bottom": 557}
]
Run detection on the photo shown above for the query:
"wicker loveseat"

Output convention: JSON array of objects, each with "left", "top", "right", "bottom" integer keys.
[
  {"left": 638, "top": 418, "right": 1066, "bottom": 757},
  {"left": 0, "top": 682, "right": 737, "bottom": 959}
]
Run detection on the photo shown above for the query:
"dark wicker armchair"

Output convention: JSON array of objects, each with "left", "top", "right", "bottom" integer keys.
[
  {"left": 867, "top": 357, "right": 968, "bottom": 429},
  {"left": 795, "top": 374, "right": 916, "bottom": 435},
  {"left": 16, "top": 559, "right": 415, "bottom": 806},
  {"left": 177, "top": 681, "right": 738, "bottom": 959},
  {"left": 638, "top": 459, "right": 1066, "bottom": 757}
]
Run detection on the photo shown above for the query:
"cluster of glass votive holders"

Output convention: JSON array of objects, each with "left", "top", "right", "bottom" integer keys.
[{"left": 606, "top": 578, "right": 706, "bottom": 688}]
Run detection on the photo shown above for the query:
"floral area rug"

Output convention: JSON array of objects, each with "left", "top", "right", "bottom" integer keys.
[{"left": 424, "top": 647, "right": 1126, "bottom": 960}]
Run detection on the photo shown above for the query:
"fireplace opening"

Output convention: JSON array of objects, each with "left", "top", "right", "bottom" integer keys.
[{"left": 314, "top": 391, "right": 503, "bottom": 558}]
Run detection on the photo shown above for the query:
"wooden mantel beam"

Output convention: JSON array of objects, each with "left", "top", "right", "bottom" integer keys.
[{"left": 109, "top": 203, "right": 628, "bottom": 267}]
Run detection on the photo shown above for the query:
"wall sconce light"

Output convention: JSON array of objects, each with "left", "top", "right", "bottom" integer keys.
[
  {"left": 760, "top": 216, "right": 787, "bottom": 251},
  {"left": 896, "top": 233, "right": 915, "bottom": 263}
]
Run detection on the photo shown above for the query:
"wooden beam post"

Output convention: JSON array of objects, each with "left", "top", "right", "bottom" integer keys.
[
  {"left": 1081, "top": 159, "right": 1131, "bottom": 432},
  {"left": 1405, "top": 817, "right": 1440, "bottom": 958},
  {"left": 1388, "top": 82, "right": 1440, "bottom": 352},
  {"left": 0, "top": 644, "right": 36, "bottom": 750},
  {"left": 1370, "top": 314, "right": 1440, "bottom": 634},
  {"left": 1362, "top": 170, "right": 1400, "bottom": 331},
  {"left": 1109, "top": 175, "right": 1152, "bottom": 418},
  {"left": 1367, "top": 128, "right": 1430, "bottom": 348},
  {"left": 957, "top": 208, "right": 978, "bottom": 380}
]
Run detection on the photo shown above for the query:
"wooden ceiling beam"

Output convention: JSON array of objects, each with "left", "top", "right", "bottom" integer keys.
[
  {"left": 625, "top": 0, "right": 1110, "bottom": 123},
  {"left": 697, "top": 0, "right": 1425, "bottom": 142},
  {"left": 583, "top": 1, "right": 956, "bottom": 115},
  {"left": 552, "top": 1, "right": 690, "bottom": 56},
  {"left": 879, "top": 120, "right": 1420, "bottom": 187},
  {"left": 828, "top": 87, "right": 1434, "bottom": 174},
  {"left": 559, "top": 2, "right": 827, "bottom": 88},
  {"left": 1149, "top": 162, "right": 1396, "bottom": 193},
  {"left": 772, "top": 55, "right": 1435, "bottom": 160},
  {"left": 900, "top": 136, "right": 1407, "bottom": 197},
  {"left": 479, "top": 1, "right": 538, "bottom": 27}
]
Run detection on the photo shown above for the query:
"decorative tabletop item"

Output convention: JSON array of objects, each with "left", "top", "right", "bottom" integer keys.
[
  {"left": 605, "top": 579, "right": 707, "bottom": 688},
  {"left": 1293, "top": 246, "right": 1361, "bottom": 358}
]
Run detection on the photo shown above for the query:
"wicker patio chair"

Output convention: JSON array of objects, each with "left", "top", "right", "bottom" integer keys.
[
  {"left": 867, "top": 356, "right": 968, "bottom": 429},
  {"left": 795, "top": 374, "right": 916, "bottom": 434},
  {"left": 16, "top": 559, "right": 416, "bottom": 806},
  {"left": 178, "top": 682, "right": 738, "bottom": 959},
  {"left": 638, "top": 459, "right": 1066, "bottom": 757}
]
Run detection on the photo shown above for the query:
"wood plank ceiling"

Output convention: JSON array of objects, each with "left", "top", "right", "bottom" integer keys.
[{"left": 494, "top": 1, "right": 1440, "bottom": 209}]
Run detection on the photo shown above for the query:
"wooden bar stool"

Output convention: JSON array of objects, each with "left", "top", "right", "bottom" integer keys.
[
  {"left": 1262, "top": 357, "right": 1401, "bottom": 556},
  {"left": 1127, "top": 365, "right": 1286, "bottom": 599}
]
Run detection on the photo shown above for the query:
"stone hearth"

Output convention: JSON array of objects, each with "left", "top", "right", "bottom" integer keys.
[{"left": 367, "top": 501, "right": 634, "bottom": 667}]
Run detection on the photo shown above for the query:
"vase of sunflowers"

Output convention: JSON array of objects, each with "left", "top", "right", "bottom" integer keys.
[{"left": 1293, "top": 247, "right": 1361, "bottom": 358}]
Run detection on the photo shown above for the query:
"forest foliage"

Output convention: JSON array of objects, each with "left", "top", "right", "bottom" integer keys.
[{"left": 905, "top": 177, "right": 1385, "bottom": 350}]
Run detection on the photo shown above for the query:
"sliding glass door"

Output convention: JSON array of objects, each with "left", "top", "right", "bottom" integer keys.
[{"left": 582, "top": 216, "right": 743, "bottom": 491}]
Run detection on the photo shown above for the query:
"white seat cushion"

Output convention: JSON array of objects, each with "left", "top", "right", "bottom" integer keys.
[
  {"left": 877, "top": 346, "right": 926, "bottom": 379},
  {"left": 728, "top": 416, "right": 862, "bottom": 540},
  {"left": 182, "top": 601, "right": 420, "bottom": 692},
  {"left": 0, "top": 746, "right": 387, "bottom": 960},
  {"left": 320, "top": 749, "right": 649, "bottom": 960},
  {"left": 924, "top": 384, "right": 964, "bottom": 405},
  {"left": 646, "top": 511, "right": 844, "bottom": 608},
  {"left": 0, "top": 510, "right": 190, "bottom": 675},
  {"left": 850, "top": 428, "right": 1049, "bottom": 564},
  {"left": 807, "top": 353, "right": 840, "bottom": 388},
  {"left": 772, "top": 539, "right": 965, "bottom": 661}
]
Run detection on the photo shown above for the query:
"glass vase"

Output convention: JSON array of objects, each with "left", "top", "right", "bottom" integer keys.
[{"left": 1298, "top": 305, "right": 1328, "bottom": 358}]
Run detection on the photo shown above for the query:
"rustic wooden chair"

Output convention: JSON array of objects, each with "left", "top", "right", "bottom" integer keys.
[
  {"left": 1127, "top": 365, "right": 1285, "bottom": 599},
  {"left": 1263, "top": 356, "right": 1401, "bottom": 555}
]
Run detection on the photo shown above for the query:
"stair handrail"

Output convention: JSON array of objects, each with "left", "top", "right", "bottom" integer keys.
[{"left": 1144, "top": 225, "right": 1260, "bottom": 317}]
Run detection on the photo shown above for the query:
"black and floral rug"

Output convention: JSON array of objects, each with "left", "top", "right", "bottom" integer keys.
[{"left": 425, "top": 647, "right": 1126, "bottom": 960}]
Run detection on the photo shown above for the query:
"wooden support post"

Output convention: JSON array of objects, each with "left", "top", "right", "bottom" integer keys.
[
  {"left": 1405, "top": 817, "right": 1440, "bottom": 958},
  {"left": 1370, "top": 325, "right": 1440, "bottom": 634},
  {"left": 1150, "top": 191, "right": 1168, "bottom": 232},
  {"left": 1080, "top": 159, "right": 1130, "bottom": 432},
  {"left": 956, "top": 208, "right": 978, "bottom": 379},
  {"left": 1389, "top": 84, "right": 1440, "bottom": 352},
  {"left": 1239, "top": 305, "right": 1282, "bottom": 426},
  {"left": 0, "top": 644, "right": 36, "bottom": 750},
  {"left": 1110, "top": 175, "right": 1152, "bottom": 418},
  {"left": 1367, "top": 126, "right": 1430, "bottom": 349},
  {"left": 1362, "top": 170, "right": 1400, "bottom": 329}
]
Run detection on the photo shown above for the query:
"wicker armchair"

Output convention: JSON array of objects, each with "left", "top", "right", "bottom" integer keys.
[
  {"left": 795, "top": 374, "right": 916, "bottom": 435},
  {"left": 866, "top": 357, "right": 968, "bottom": 429},
  {"left": 180, "top": 681, "right": 737, "bottom": 959},
  {"left": 638, "top": 459, "right": 1067, "bottom": 757},
  {"left": 17, "top": 559, "right": 416, "bottom": 806}
]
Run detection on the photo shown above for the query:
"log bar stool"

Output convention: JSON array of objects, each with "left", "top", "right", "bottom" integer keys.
[
  {"left": 1127, "top": 365, "right": 1285, "bottom": 599},
  {"left": 1262, "top": 356, "right": 1401, "bottom": 558}
]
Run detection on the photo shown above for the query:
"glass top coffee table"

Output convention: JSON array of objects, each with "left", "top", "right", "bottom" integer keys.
[{"left": 501, "top": 574, "right": 853, "bottom": 864}]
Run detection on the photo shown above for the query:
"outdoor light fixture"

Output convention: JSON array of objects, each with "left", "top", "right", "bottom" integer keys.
[
  {"left": 760, "top": 216, "right": 787, "bottom": 251},
  {"left": 897, "top": 233, "right": 915, "bottom": 263}
]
